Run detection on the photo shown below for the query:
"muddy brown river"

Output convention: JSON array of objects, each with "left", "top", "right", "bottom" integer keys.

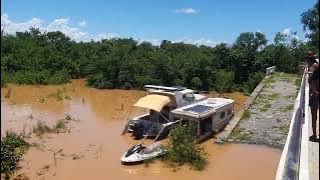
[{"left": 1, "top": 80, "right": 281, "bottom": 180}]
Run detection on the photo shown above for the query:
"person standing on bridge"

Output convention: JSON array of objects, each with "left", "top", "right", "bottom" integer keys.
[{"left": 306, "top": 52, "right": 320, "bottom": 142}]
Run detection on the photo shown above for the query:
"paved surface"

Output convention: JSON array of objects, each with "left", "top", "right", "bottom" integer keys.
[
  {"left": 308, "top": 110, "right": 319, "bottom": 180},
  {"left": 214, "top": 76, "right": 265, "bottom": 143},
  {"left": 228, "top": 73, "right": 300, "bottom": 148}
]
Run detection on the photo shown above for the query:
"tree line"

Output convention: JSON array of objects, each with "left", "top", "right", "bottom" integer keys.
[{"left": 1, "top": 1, "right": 318, "bottom": 93}]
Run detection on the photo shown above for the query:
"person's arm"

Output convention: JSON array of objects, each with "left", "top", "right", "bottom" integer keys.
[{"left": 305, "top": 65, "right": 313, "bottom": 74}]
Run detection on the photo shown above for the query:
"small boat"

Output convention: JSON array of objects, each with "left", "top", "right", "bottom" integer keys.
[{"left": 121, "top": 142, "right": 166, "bottom": 164}]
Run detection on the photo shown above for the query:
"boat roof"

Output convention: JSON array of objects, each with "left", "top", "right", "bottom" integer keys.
[
  {"left": 144, "top": 85, "right": 178, "bottom": 91},
  {"left": 149, "top": 89, "right": 175, "bottom": 95},
  {"left": 170, "top": 98, "right": 234, "bottom": 120},
  {"left": 144, "top": 85, "right": 189, "bottom": 93},
  {"left": 133, "top": 94, "right": 171, "bottom": 112},
  {"left": 178, "top": 89, "right": 194, "bottom": 94}
]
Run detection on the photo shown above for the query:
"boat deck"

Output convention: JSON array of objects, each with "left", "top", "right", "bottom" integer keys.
[{"left": 171, "top": 98, "right": 234, "bottom": 120}]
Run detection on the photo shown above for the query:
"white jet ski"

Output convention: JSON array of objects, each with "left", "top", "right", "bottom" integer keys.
[{"left": 121, "top": 142, "right": 166, "bottom": 164}]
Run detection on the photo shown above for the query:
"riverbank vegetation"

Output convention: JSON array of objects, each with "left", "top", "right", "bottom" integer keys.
[
  {"left": 1, "top": 131, "right": 30, "bottom": 178},
  {"left": 163, "top": 125, "right": 208, "bottom": 171},
  {"left": 1, "top": 2, "right": 318, "bottom": 94},
  {"left": 32, "top": 119, "right": 68, "bottom": 138}
]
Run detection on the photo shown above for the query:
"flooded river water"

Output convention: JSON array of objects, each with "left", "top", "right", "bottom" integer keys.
[{"left": 1, "top": 79, "right": 281, "bottom": 180}]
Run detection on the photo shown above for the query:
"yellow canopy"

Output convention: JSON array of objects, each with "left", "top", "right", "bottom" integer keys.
[{"left": 133, "top": 94, "right": 171, "bottom": 112}]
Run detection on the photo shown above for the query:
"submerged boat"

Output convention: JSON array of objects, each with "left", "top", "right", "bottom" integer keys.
[
  {"left": 121, "top": 142, "right": 166, "bottom": 164},
  {"left": 121, "top": 85, "right": 206, "bottom": 141},
  {"left": 170, "top": 98, "right": 235, "bottom": 142}
]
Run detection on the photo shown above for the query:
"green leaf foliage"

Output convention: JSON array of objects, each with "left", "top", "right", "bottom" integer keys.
[
  {"left": 1, "top": 131, "right": 29, "bottom": 176},
  {"left": 1, "top": 20, "right": 315, "bottom": 93},
  {"left": 163, "top": 125, "right": 208, "bottom": 170}
]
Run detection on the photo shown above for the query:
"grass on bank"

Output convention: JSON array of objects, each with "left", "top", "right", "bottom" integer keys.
[
  {"left": 242, "top": 110, "right": 252, "bottom": 119},
  {"left": 229, "top": 127, "right": 254, "bottom": 142}
]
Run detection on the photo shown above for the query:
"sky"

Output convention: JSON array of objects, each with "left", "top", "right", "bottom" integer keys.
[{"left": 1, "top": 0, "right": 317, "bottom": 46}]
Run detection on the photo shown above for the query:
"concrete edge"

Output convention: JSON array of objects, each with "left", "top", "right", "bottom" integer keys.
[
  {"left": 214, "top": 75, "right": 268, "bottom": 143},
  {"left": 299, "top": 73, "right": 309, "bottom": 180},
  {"left": 275, "top": 72, "right": 305, "bottom": 180}
]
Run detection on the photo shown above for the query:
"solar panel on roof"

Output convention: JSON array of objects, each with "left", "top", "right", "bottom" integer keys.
[{"left": 184, "top": 105, "right": 213, "bottom": 113}]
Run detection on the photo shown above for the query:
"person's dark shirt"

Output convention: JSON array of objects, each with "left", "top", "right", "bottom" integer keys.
[{"left": 309, "top": 64, "right": 319, "bottom": 81}]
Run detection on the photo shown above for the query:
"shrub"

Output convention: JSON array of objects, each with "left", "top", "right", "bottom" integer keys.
[
  {"left": 163, "top": 125, "right": 208, "bottom": 170},
  {"left": 1, "top": 71, "right": 9, "bottom": 88},
  {"left": 136, "top": 75, "right": 161, "bottom": 89},
  {"left": 48, "top": 88, "right": 63, "bottom": 101},
  {"left": 64, "top": 95, "right": 72, "bottom": 100},
  {"left": 46, "top": 69, "right": 70, "bottom": 85},
  {"left": 190, "top": 77, "right": 202, "bottom": 90},
  {"left": 38, "top": 96, "right": 45, "bottom": 103},
  {"left": 242, "top": 72, "right": 265, "bottom": 93},
  {"left": 32, "top": 121, "right": 52, "bottom": 137},
  {"left": 86, "top": 73, "right": 113, "bottom": 89},
  {"left": 52, "top": 120, "right": 67, "bottom": 133},
  {"left": 32, "top": 120, "right": 68, "bottom": 137},
  {"left": 214, "top": 69, "right": 235, "bottom": 93},
  {"left": 1, "top": 131, "right": 29, "bottom": 176}
]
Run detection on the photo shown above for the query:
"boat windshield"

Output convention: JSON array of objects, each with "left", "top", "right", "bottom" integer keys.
[{"left": 125, "top": 144, "right": 145, "bottom": 157}]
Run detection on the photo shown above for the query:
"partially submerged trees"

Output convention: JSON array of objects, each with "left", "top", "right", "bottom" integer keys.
[{"left": 163, "top": 125, "right": 208, "bottom": 170}]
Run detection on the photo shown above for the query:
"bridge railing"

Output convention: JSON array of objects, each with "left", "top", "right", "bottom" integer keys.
[{"left": 275, "top": 70, "right": 308, "bottom": 180}]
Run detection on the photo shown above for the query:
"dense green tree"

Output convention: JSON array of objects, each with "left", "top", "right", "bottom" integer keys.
[
  {"left": 301, "top": 1, "right": 319, "bottom": 49},
  {"left": 0, "top": 26, "right": 307, "bottom": 92},
  {"left": 233, "top": 32, "right": 267, "bottom": 51}
]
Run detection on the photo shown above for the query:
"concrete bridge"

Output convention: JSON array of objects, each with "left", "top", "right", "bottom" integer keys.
[
  {"left": 215, "top": 67, "right": 318, "bottom": 180},
  {"left": 276, "top": 70, "right": 319, "bottom": 180}
]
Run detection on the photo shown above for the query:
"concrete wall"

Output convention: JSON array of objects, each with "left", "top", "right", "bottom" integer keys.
[
  {"left": 266, "top": 66, "right": 276, "bottom": 75},
  {"left": 275, "top": 72, "right": 306, "bottom": 180}
]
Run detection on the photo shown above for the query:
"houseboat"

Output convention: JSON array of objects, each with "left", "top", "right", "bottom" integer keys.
[
  {"left": 170, "top": 98, "right": 235, "bottom": 142},
  {"left": 121, "top": 85, "right": 206, "bottom": 141}
]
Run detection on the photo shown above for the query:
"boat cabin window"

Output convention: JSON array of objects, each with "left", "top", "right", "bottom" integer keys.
[
  {"left": 227, "top": 109, "right": 232, "bottom": 115},
  {"left": 220, "top": 112, "right": 226, "bottom": 119},
  {"left": 183, "top": 93, "right": 195, "bottom": 102}
]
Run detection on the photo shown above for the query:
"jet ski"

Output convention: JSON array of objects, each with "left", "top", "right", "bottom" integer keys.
[{"left": 121, "top": 142, "right": 166, "bottom": 164}]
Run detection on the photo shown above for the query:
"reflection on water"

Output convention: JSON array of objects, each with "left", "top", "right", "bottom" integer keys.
[{"left": 1, "top": 79, "right": 281, "bottom": 180}]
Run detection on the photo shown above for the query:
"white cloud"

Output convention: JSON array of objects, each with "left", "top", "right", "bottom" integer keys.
[
  {"left": 0, "top": 14, "right": 122, "bottom": 42},
  {"left": 78, "top": 20, "right": 86, "bottom": 27},
  {"left": 1, "top": 13, "right": 44, "bottom": 34},
  {"left": 46, "top": 18, "right": 90, "bottom": 41},
  {"left": 282, "top": 28, "right": 291, "bottom": 35},
  {"left": 93, "top": 33, "right": 120, "bottom": 41},
  {"left": 174, "top": 8, "right": 198, "bottom": 14},
  {"left": 172, "top": 37, "right": 224, "bottom": 47},
  {"left": 1, "top": 14, "right": 226, "bottom": 47},
  {"left": 2, "top": 14, "right": 97, "bottom": 42},
  {"left": 136, "top": 38, "right": 161, "bottom": 46},
  {"left": 281, "top": 27, "right": 300, "bottom": 40},
  {"left": 135, "top": 37, "right": 223, "bottom": 47}
]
